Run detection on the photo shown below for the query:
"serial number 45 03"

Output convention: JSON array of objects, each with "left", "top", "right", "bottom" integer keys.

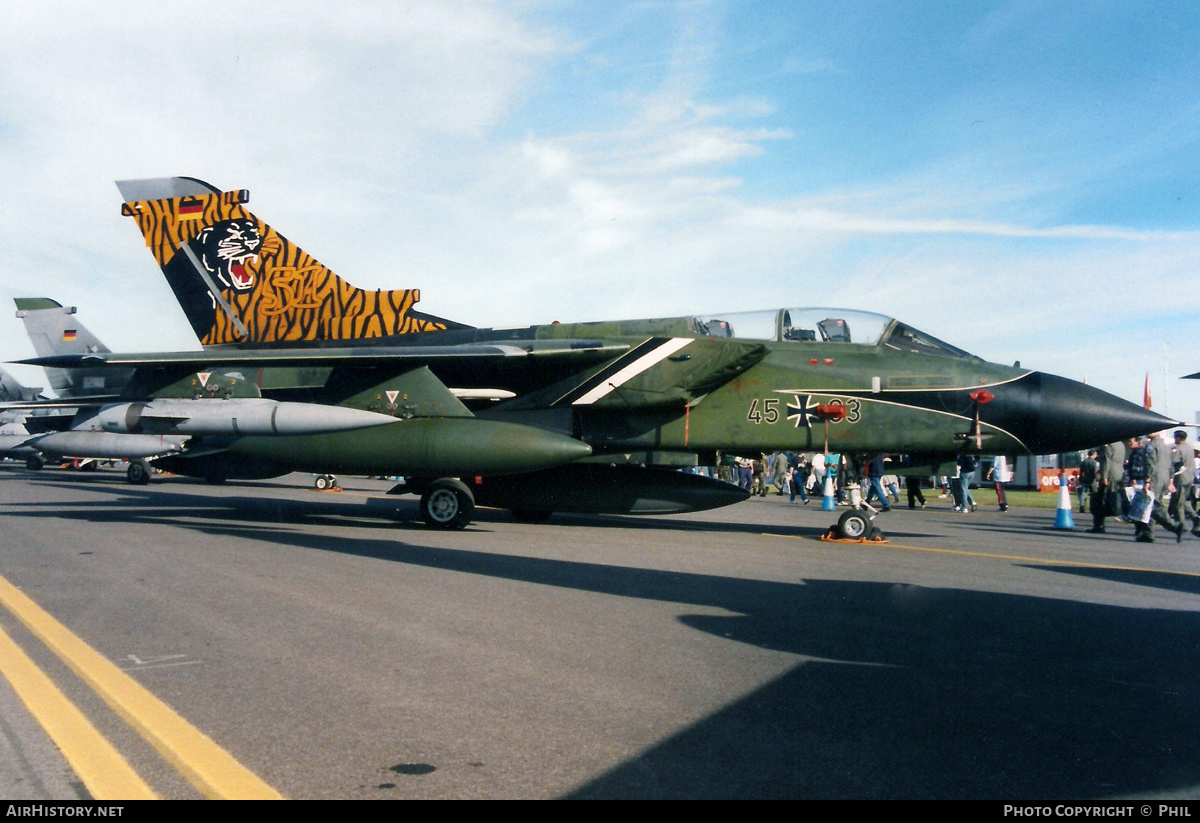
[{"left": 746, "top": 396, "right": 861, "bottom": 425}]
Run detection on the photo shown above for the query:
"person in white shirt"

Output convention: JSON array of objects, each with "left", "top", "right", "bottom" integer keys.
[{"left": 986, "top": 456, "right": 1011, "bottom": 512}]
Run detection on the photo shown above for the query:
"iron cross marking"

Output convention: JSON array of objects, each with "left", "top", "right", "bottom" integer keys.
[{"left": 787, "top": 394, "right": 818, "bottom": 428}]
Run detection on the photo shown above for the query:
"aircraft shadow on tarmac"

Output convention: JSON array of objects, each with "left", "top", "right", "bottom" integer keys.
[
  {"left": 12, "top": 480, "right": 1200, "bottom": 798},
  {"left": 202, "top": 520, "right": 1200, "bottom": 799},
  {"left": 1024, "top": 564, "right": 1200, "bottom": 597},
  {"left": 15, "top": 477, "right": 811, "bottom": 539},
  {"left": 572, "top": 584, "right": 1200, "bottom": 799}
]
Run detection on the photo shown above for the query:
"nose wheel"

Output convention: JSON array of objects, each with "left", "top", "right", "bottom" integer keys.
[
  {"left": 837, "top": 510, "right": 871, "bottom": 539},
  {"left": 823, "top": 505, "right": 888, "bottom": 543}
]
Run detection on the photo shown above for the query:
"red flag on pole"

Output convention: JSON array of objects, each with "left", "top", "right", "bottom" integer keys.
[{"left": 1144, "top": 372, "right": 1153, "bottom": 410}]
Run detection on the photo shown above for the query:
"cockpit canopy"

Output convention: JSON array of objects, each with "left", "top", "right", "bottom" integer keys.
[{"left": 692, "top": 308, "right": 973, "bottom": 359}]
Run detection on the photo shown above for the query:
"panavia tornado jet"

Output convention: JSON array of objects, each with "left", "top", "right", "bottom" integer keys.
[
  {"left": 8, "top": 299, "right": 186, "bottom": 476},
  {"left": 13, "top": 177, "right": 1174, "bottom": 529}
]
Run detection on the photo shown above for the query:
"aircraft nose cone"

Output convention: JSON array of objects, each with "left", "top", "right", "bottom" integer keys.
[{"left": 990, "top": 372, "right": 1179, "bottom": 453}]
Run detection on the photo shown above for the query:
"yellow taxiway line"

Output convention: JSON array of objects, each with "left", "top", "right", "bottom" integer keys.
[
  {"left": 0, "top": 573, "right": 282, "bottom": 800},
  {"left": 0, "top": 624, "right": 157, "bottom": 799},
  {"left": 766, "top": 532, "right": 1200, "bottom": 578}
]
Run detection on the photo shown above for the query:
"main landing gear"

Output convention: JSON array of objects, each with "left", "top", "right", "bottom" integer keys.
[
  {"left": 418, "top": 478, "right": 475, "bottom": 530},
  {"left": 383, "top": 477, "right": 477, "bottom": 530},
  {"left": 127, "top": 460, "right": 151, "bottom": 485}
]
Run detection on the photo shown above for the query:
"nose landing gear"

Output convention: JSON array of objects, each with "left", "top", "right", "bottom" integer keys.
[{"left": 822, "top": 482, "right": 889, "bottom": 543}]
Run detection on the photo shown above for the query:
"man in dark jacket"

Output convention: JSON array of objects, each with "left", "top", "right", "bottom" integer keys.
[
  {"left": 1123, "top": 437, "right": 1147, "bottom": 519},
  {"left": 864, "top": 453, "right": 892, "bottom": 512},
  {"left": 956, "top": 453, "right": 978, "bottom": 513},
  {"left": 1087, "top": 441, "right": 1126, "bottom": 534},
  {"left": 1078, "top": 450, "right": 1099, "bottom": 513}
]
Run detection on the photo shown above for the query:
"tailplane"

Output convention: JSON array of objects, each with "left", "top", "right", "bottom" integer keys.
[{"left": 116, "top": 177, "right": 467, "bottom": 347}]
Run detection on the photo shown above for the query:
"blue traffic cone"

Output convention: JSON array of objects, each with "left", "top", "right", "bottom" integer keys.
[
  {"left": 821, "top": 474, "right": 836, "bottom": 511},
  {"left": 1054, "top": 474, "right": 1074, "bottom": 529}
]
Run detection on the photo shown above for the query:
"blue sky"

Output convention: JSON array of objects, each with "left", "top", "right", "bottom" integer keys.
[{"left": 1, "top": 1, "right": 1198, "bottom": 424}]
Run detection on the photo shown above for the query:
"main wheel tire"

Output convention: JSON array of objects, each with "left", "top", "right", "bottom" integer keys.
[
  {"left": 127, "top": 461, "right": 151, "bottom": 485},
  {"left": 420, "top": 479, "right": 475, "bottom": 530},
  {"left": 315, "top": 475, "right": 333, "bottom": 490},
  {"left": 511, "top": 509, "right": 553, "bottom": 524},
  {"left": 25, "top": 455, "right": 44, "bottom": 471},
  {"left": 836, "top": 510, "right": 870, "bottom": 540}
]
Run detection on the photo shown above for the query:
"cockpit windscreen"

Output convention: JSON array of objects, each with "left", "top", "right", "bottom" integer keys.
[{"left": 692, "top": 308, "right": 973, "bottom": 358}]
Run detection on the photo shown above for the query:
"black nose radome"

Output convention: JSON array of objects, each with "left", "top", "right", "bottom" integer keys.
[{"left": 987, "top": 372, "right": 1178, "bottom": 453}]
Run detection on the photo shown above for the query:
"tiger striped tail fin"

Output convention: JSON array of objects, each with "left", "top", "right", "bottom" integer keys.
[{"left": 117, "top": 177, "right": 467, "bottom": 348}]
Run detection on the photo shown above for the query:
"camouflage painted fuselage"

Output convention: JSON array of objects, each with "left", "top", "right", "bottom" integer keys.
[
  {"left": 20, "top": 310, "right": 1169, "bottom": 484},
  {"left": 400, "top": 313, "right": 1149, "bottom": 462}
]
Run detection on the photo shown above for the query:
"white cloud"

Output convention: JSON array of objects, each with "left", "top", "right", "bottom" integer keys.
[{"left": 0, "top": 1, "right": 564, "bottom": 354}]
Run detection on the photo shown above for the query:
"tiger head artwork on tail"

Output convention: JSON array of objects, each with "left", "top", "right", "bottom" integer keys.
[{"left": 117, "top": 177, "right": 463, "bottom": 347}]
